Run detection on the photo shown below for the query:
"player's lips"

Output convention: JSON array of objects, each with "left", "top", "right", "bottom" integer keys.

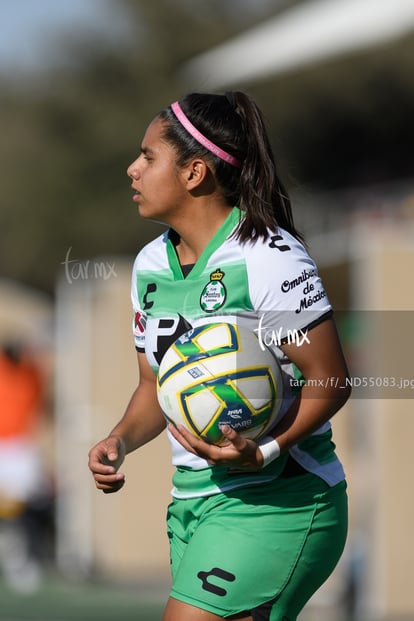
[{"left": 131, "top": 186, "right": 142, "bottom": 202}]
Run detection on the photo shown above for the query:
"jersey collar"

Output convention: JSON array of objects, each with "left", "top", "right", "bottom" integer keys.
[{"left": 166, "top": 207, "right": 242, "bottom": 281}]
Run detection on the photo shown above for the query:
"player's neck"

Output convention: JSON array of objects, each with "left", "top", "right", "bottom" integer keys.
[{"left": 172, "top": 202, "right": 233, "bottom": 265}]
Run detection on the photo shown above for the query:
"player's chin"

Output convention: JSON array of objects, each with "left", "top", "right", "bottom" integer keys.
[
  {"left": 137, "top": 203, "right": 169, "bottom": 225},
  {"left": 136, "top": 202, "right": 153, "bottom": 219}
]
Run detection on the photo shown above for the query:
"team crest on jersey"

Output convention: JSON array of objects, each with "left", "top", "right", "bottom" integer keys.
[{"left": 200, "top": 269, "right": 227, "bottom": 313}]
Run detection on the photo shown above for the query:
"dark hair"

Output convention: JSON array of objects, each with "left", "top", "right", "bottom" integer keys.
[{"left": 158, "top": 91, "right": 303, "bottom": 244}]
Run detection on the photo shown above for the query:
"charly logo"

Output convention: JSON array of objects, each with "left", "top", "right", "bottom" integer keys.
[
  {"left": 200, "top": 269, "right": 227, "bottom": 313},
  {"left": 197, "top": 567, "right": 236, "bottom": 596}
]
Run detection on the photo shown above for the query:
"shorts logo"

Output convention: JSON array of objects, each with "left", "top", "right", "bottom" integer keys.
[
  {"left": 197, "top": 567, "right": 236, "bottom": 596},
  {"left": 200, "top": 269, "right": 226, "bottom": 313}
]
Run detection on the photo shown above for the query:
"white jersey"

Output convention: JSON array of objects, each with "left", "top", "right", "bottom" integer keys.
[{"left": 131, "top": 207, "right": 345, "bottom": 496}]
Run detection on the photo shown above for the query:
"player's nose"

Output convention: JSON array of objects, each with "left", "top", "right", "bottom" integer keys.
[{"left": 127, "top": 158, "right": 140, "bottom": 180}]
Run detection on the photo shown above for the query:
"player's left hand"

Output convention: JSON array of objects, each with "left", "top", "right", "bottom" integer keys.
[{"left": 168, "top": 423, "right": 264, "bottom": 470}]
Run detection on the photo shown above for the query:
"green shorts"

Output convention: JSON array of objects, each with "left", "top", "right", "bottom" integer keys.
[{"left": 166, "top": 471, "right": 348, "bottom": 620}]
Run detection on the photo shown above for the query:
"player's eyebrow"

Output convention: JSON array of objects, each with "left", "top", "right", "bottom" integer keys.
[{"left": 140, "top": 145, "right": 156, "bottom": 156}]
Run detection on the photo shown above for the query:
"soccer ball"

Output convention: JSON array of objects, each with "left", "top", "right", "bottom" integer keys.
[{"left": 156, "top": 322, "right": 283, "bottom": 445}]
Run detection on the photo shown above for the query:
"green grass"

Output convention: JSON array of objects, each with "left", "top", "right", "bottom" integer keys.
[{"left": 0, "top": 574, "right": 166, "bottom": 621}]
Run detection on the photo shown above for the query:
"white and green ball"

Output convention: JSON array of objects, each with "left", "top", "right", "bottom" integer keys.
[{"left": 157, "top": 323, "right": 283, "bottom": 445}]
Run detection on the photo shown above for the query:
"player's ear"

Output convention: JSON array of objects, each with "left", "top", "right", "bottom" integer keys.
[{"left": 184, "top": 159, "right": 208, "bottom": 190}]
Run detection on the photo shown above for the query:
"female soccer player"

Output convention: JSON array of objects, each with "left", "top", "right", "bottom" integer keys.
[{"left": 88, "top": 91, "right": 351, "bottom": 621}]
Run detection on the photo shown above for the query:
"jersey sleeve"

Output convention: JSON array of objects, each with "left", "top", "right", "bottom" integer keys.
[
  {"left": 244, "top": 230, "right": 332, "bottom": 341},
  {"left": 131, "top": 254, "right": 146, "bottom": 352}
]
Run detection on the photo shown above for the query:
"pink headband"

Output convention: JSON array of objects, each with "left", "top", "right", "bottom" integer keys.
[{"left": 170, "top": 101, "right": 242, "bottom": 168}]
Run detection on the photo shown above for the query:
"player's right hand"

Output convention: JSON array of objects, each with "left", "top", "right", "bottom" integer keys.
[{"left": 88, "top": 435, "right": 126, "bottom": 493}]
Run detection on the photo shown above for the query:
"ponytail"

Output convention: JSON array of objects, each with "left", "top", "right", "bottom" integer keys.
[
  {"left": 159, "top": 91, "right": 303, "bottom": 244},
  {"left": 229, "top": 91, "right": 303, "bottom": 244}
]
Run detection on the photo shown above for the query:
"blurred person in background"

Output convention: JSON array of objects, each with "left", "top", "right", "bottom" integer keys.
[
  {"left": 89, "top": 91, "right": 350, "bottom": 621},
  {"left": 0, "top": 341, "right": 48, "bottom": 592}
]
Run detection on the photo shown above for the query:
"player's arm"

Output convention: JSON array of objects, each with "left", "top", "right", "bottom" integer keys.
[
  {"left": 169, "top": 317, "right": 350, "bottom": 468},
  {"left": 88, "top": 352, "right": 166, "bottom": 493},
  {"left": 267, "top": 317, "right": 351, "bottom": 453}
]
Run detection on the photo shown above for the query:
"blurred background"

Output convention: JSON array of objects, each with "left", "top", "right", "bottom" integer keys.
[{"left": 1, "top": 0, "right": 413, "bottom": 619}]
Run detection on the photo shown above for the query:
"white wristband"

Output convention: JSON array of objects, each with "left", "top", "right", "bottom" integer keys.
[{"left": 257, "top": 435, "right": 281, "bottom": 468}]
